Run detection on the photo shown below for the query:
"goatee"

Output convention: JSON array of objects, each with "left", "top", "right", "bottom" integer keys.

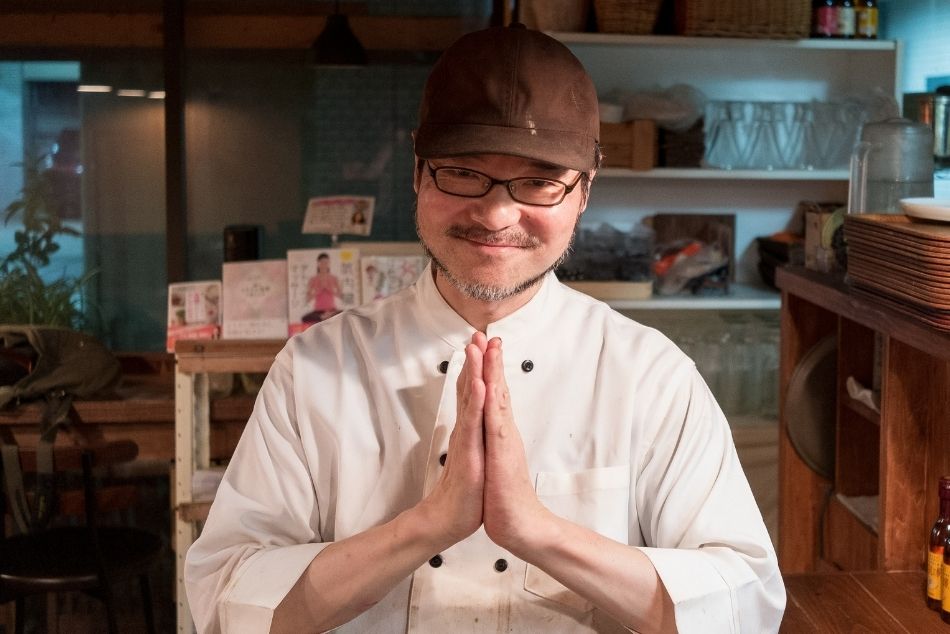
[{"left": 414, "top": 210, "right": 578, "bottom": 303}]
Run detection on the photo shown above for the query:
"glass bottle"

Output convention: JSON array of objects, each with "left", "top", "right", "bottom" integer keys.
[
  {"left": 855, "top": 0, "right": 878, "bottom": 39},
  {"left": 812, "top": 0, "right": 838, "bottom": 37},
  {"left": 944, "top": 536, "right": 950, "bottom": 623},
  {"left": 837, "top": 0, "right": 856, "bottom": 39},
  {"left": 929, "top": 476, "right": 950, "bottom": 610}
]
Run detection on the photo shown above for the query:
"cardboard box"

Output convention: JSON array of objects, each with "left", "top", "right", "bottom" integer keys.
[
  {"left": 599, "top": 120, "right": 657, "bottom": 171},
  {"left": 802, "top": 201, "right": 844, "bottom": 273}
]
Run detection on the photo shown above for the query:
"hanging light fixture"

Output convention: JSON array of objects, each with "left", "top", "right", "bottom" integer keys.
[{"left": 309, "top": 1, "right": 367, "bottom": 67}]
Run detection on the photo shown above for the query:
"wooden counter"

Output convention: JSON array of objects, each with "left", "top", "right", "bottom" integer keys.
[
  {"left": 782, "top": 571, "right": 945, "bottom": 631},
  {"left": 777, "top": 266, "right": 950, "bottom": 573}
]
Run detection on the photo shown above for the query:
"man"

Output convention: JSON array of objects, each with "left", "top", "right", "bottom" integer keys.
[{"left": 185, "top": 24, "right": 785, "bottom": 633}]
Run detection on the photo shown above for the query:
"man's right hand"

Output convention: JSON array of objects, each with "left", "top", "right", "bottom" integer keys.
[{"left": 417, "top": 331, "right": 488, "bottom": 549}]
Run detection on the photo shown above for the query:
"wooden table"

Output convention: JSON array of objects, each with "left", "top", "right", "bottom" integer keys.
[{"left": 782, "top": 571, "right": 947, "bottom": 632}]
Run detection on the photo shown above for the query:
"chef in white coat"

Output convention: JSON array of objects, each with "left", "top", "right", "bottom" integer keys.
[{"left": 185, "top": 24, "right": 786, "bottom": 634}]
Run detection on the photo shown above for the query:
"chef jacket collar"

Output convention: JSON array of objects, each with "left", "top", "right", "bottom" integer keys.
[{"left": 414, "top": 262, "right": 557, "bottom": 350}]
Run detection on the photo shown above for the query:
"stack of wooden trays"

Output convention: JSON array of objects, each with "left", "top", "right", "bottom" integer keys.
[{"left": 843, "top": 214, "right": 950, "bottom": 331}]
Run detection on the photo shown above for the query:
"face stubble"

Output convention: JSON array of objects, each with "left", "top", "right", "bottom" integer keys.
[{"left": 414, "top": 205, "right": 580, "bottom": 303}]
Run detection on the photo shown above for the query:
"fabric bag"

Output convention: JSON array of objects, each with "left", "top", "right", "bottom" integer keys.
[{"left": 0, "top": 326, "right": 121, "bottom": 532}]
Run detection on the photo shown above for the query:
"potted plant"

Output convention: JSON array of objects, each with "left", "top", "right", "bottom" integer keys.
[{"left": 0, "top": 154, "right": 91, "bottom": 329}]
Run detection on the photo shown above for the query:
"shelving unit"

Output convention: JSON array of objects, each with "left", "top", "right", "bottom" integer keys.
[
  {"left": 776, "top": 266, "right": 950, "bottom": 574},
  {"left": 558, "top": 34, "right": 898, "bottom": 289},
  {"left": 173, "top": 339, "right": 284, "bottom": 634}
]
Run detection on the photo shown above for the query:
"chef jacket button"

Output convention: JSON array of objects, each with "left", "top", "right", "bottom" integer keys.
[
  {"left": 521, "top": 360, "right": 534, "bottom": 373},
  {"left": 439, "top": 452, "right": 447, "bottom": 466},
  {"left": 438, "top": 361, "right": 449, "bottom": 374},
  {"left": 493, "top": 558, "right": 508, "bottom": 572},
  {"left": 429, "top": 555, "right": 443, "bottom": 568}
]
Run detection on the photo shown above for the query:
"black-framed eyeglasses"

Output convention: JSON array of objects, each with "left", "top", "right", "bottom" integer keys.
[{"left": 426, "top": 162, "right": 583, "bottom": 207}]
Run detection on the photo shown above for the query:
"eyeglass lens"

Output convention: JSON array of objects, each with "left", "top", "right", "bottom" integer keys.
[{"left": 431, "top": 166, "right": 576, "bottom": 206}]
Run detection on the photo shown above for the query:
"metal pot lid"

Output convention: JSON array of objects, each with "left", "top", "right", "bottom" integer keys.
[{"left": 784, "top": 334, "right": 837, "bottom": 480}]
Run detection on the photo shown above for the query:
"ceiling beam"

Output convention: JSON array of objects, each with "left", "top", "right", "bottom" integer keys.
[{"left": 0, "top": 13, "right": 478, "bottom": 51}]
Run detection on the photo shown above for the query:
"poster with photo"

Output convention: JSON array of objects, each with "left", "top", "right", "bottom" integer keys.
[
  {"left": 301, "top": 196, "right": 374, "bottom": 236},
  {"left": 166, "top": 280, "right": 221, "bottom": 352},
  {"left": 360, "top": 255, "right": 428, "bottom": 304},
  {"left": 287, "top": 248, "right": 360, "bottom": 335},
  {"left": 222, "top": 259, "right": 289, "bottom": 339}
]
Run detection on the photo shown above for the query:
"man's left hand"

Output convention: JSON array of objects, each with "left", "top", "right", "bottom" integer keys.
[{"left": 481, "top": 337, "right": 553, "bottom": 557}]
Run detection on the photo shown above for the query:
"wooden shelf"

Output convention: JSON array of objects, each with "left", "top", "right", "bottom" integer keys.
[
  {"left": 824, "top": 495, "right": 879, "bottom": 570},
  {"left": 174, "top": 338, "right": 284, "bottom": 373},
  {"left": 607, "top": 283, "right": 780, "bottom": 311},
  {"left": 842, "top": 396, "right": 881, "bottom": 427},
  {"left": 835, "top": 493, "right": 880, "bottom": 535},
  {"left": 599, "top": 168, "right": 849, "bottom": 181},
  {"left": 551, "top": 32, "right": 897, "bottom": 51},
  {"left": 776, "top": 266, "right": 950, "bottom": 363},
  {"left": 177, "top": 501, "right": 212, "bottom": 523}
]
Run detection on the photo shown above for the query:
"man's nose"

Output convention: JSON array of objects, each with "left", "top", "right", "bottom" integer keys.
[{"left": 470, "top": 184, "right": 522, "bottom": 231}]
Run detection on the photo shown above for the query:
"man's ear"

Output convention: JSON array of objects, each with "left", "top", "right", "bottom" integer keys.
[
  {"left": 579, "top": 169, "right": 596, "bottom": 214},
  {"left": 413, "top": 156, "right": 423, "bottom": 193}
]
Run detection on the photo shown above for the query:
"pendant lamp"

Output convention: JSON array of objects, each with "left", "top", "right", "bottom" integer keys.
[{"left": 309, "top": 1, "right": 367, "bottom": 67}]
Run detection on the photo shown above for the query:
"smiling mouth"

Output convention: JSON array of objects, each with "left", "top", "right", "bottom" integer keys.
[
  {"left": 447, "top": 227, "right": 539, "bottom": 249},
  {"left": 464, "top": 237, "right": 522, "bottom": 248}
]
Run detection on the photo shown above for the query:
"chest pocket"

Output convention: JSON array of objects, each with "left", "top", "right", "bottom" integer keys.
[{"left": 525, "top": 464, "right": 631, "bottom": 614}]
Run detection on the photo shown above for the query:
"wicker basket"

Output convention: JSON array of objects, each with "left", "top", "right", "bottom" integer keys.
[
  {"left": 594, "top": 0, "right": 663, "bottom": 34},
  {"left": 676, "top": 0, "right": 811, "bottom": 39}
]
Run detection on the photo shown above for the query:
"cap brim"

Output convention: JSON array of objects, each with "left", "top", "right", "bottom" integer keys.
[{"left": 415, "top": 123, "right": 596, "bottom": 172}]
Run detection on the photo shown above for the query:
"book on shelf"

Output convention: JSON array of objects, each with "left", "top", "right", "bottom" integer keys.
[
  {"left": 286, "top": 248, "right": 360, "bottom": 335},
  {"left": 222, "top": 259, "right": 289, "bottom": 340},
  {"left": 166, "top": 280, "right": 221, "bottom": 352},
  {"left": 360, "top": 255, "right": 428, "bottom": 304}
]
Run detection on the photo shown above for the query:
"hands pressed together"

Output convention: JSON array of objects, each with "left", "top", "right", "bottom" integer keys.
[
  {"left": 421, "top": 331, "right": 553, "bottom": 558},
  {"left": 274, "top": 334, "right": 675, "bottom": 634}
]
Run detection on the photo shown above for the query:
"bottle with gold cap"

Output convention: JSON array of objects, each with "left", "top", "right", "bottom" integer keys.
[{"left": 929, "top": 476, "right": 950, "bottom": 609}]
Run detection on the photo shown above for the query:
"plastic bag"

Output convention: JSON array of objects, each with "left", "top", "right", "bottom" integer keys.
[{"left": 607, "top": 84, "right": 706, "bottom": 132}]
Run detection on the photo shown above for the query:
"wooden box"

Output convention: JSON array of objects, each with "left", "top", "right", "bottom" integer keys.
[{"left": 599, "top": 120, "right": 657, "bottom": 171}]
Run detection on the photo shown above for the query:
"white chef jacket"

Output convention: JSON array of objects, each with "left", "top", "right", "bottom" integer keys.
[{"left": 185, "top": 264, "right": 785, "bottom": 633}]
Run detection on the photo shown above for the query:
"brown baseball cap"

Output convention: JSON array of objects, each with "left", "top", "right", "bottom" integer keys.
[{"left": 414, "top": 24, "right": 600, "bottom": 172}]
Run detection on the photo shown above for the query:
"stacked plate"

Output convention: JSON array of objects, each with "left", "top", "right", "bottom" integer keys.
[{"left": 843, "top": 203, "right": 950, "bottom": 330}]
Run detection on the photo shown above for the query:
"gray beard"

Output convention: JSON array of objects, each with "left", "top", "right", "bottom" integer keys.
[{"left": 415, "top": 209, "right": 577, "bottom": 303}]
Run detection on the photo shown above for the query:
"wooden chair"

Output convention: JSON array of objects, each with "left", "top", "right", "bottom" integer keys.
[{"left": 0, "top": 439, "right": 162, "bottom": 634}]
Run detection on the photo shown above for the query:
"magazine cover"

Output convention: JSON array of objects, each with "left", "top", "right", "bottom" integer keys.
[
  {"left": 360, "top": 255, "right": 428, "bottom": 304},
  {"left": 166, "top": 280, "right": 221, "bottom": 352},
  {"left": 222, "top": 259, "right": 289, "bottom": 339},
  {"left": 301, "top": 196, "right": 374, "bottom": 237},
  {"left": 287, "top": 248, "right": 360, "bottom": 335}
]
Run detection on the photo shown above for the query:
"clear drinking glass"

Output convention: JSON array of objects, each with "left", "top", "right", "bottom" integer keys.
[
  {"left": 745, "top": 102, "right": 784, "bottom": 170},
  {"left": 704, "top": 101, "right": 741, "bottom": 169}
]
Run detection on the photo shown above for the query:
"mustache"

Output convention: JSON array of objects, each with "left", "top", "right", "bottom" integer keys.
[{"left": 445, "top": 226, "right": 541, "bottom": 248}]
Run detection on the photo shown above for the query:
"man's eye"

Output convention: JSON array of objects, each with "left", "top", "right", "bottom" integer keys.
[
  {"left": 522, "top": 179, "right": 559, "bottom": 190},
  {"left": 447, "top": 169, "right": 480, "bottom": 179}
]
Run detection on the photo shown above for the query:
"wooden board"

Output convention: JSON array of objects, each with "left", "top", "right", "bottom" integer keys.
[{"left": 778, "top": 290, "right": 836, "bottom": 572}]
